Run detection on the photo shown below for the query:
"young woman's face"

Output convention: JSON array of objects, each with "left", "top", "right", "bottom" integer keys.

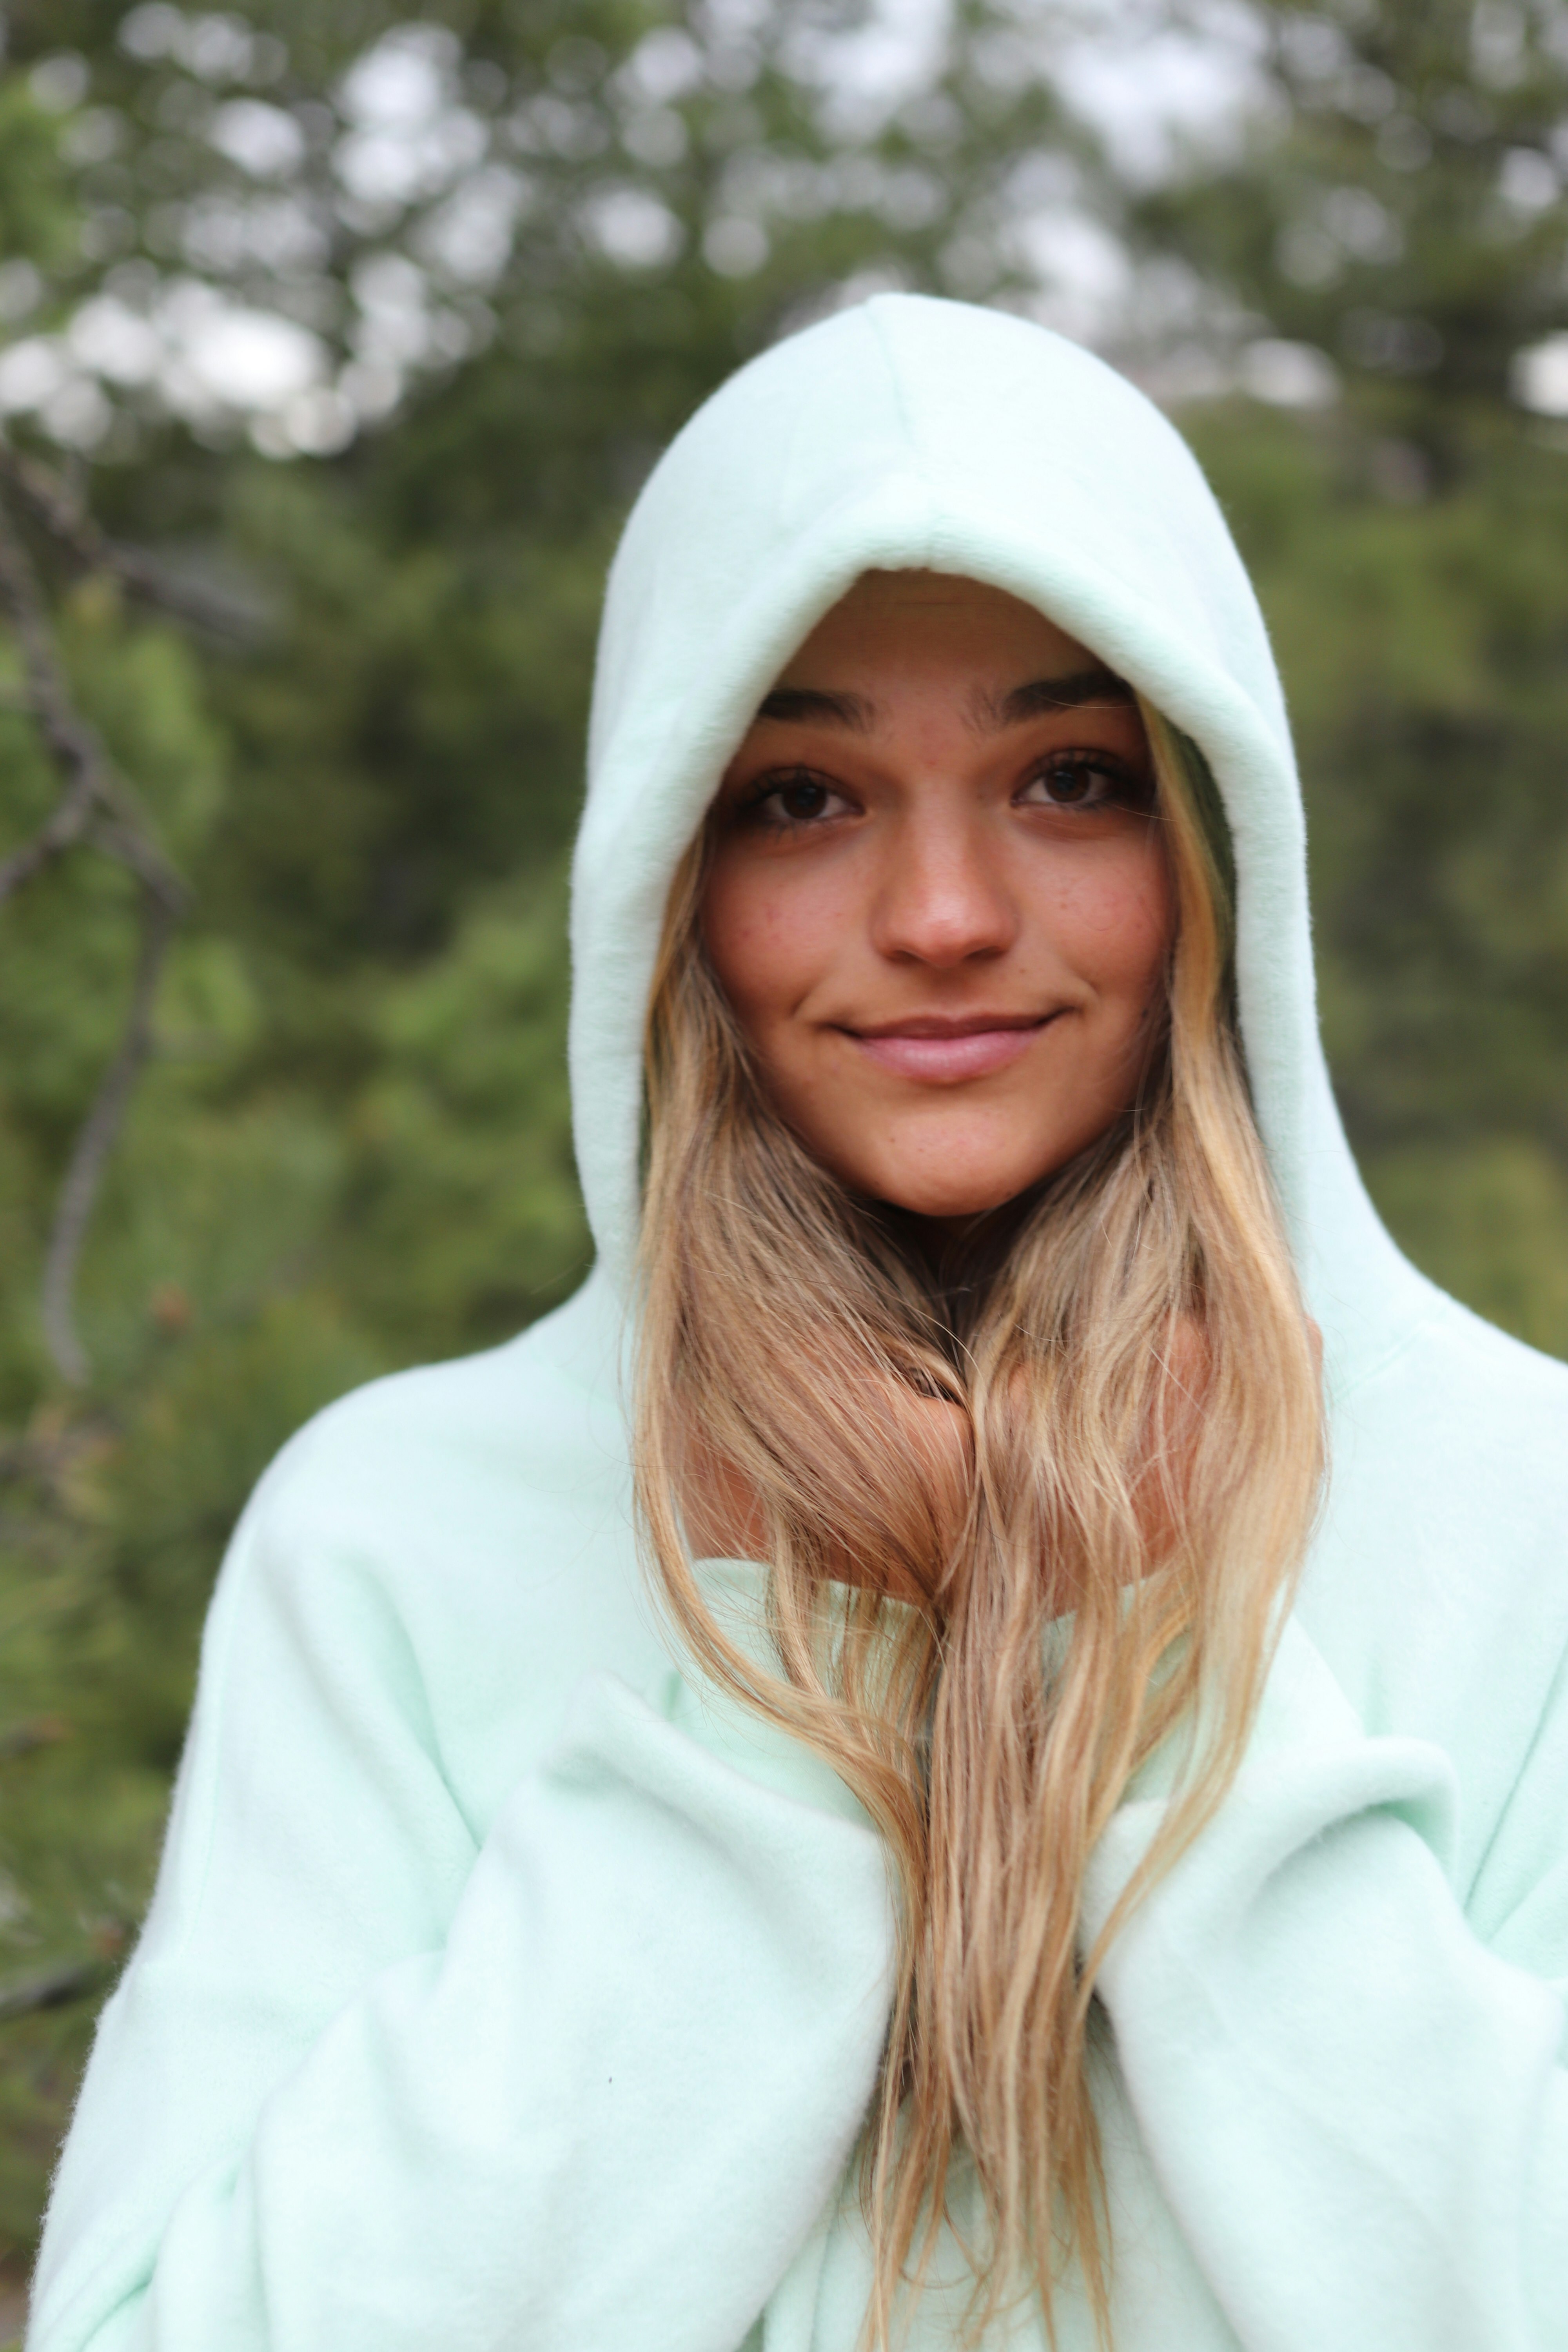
[{"left": 701, "top": 572, "right": 1175, "bottom": 1222}]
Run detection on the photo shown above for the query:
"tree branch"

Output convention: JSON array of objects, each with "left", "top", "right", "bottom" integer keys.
[
  {"left": 0, "top": 494, "right": 116, "bottom": 905},
  {"left": 0, "top": 483, "right": 191, "bottom": 1381},
  {"left": 0, "top": 441, "right": 258, "bottom": 641},
  {"left": 0, "top": 766, "right": 95, "bottom": 903},
  {"left": 42, "top": 885, "right": 181, "bottom": 1387},
  {"left": 0, "top": 490, "right": 185, "bottom": 904}
]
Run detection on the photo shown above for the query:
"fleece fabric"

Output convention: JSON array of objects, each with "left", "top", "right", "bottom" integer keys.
[{"left": 27, "top": 294, "right": 1568, "bottom": 2352}]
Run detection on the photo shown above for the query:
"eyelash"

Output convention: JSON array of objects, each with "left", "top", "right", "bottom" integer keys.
[
  {"left": 736, "top": 769, "right": 847, "bottom": 831},
  {"left": 737, "top": 751, "right": 1150, "bottom": 830},
  {"left": 1021, "top": 750, "right": 1150, "bottom": 809}
]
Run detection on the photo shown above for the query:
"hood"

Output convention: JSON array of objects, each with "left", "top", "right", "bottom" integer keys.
[{"left": 568, "top": 291, "right": 1428, "bottom": 1383}]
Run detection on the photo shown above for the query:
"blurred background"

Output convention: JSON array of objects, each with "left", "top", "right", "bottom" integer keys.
[{"left": 4, "top": 0, "right": 1568, "bottom": 2318}]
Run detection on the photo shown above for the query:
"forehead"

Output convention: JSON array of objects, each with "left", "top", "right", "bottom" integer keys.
[{"left": 777, "top": 570, "right": 1091, "bottom": 683}]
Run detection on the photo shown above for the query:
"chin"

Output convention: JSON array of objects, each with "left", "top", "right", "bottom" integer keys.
[
  {"left": 844, "top": 1131, "right": 1100, "bottom": 1225},
  {"left": 860, "top": 1159, "right": 1056, "bottom": 1223},
  {"left": 808, "top": 1113, "right": 1101, "bottom": 1225},
  {"left": 886, "top": 1192, "right": 1032, "bottom": 1225}
]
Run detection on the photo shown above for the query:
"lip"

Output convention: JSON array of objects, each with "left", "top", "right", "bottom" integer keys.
[{"left": 843, "top": 1011, "right": 1061, "bottom": 1084}]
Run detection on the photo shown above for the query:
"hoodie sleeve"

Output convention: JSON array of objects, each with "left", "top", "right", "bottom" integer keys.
[
  {"left": 1080, "top": 1614, "right": 1568, "bottom": 2352},
  {"left": 25, "top": 1472, "right": 894, "bottom": 2352}
]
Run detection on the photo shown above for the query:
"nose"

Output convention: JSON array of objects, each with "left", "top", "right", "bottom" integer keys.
[{"left": 868, "top": 799, "right": 1018, "bottom": 968}]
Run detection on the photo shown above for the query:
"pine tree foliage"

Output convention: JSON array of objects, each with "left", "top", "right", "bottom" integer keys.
[{"left": 1131, "top": 0, "right": 1568, "bottom": 1350}]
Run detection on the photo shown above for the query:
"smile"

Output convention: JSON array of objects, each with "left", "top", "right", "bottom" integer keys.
[{"left": 844, "top": 1012, "right": 1060, "bottom": 1083}]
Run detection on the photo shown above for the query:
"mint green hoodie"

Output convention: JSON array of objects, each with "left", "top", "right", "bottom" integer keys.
[{"left": 28, "top": 295, "right": 1568, "bottom": 2352}]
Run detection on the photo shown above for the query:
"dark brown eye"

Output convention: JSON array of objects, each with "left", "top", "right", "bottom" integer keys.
[
  {"left": 741, "top": 769, "right": 854, "bottom": 829},
  {"left": 777, "top": 777, "right": 831, "bottom": 821},
  {"left": 1020, "top": 755, "right": 1147, "bottom": 811},
  {"left": 1024, "top": 758, "right": 1105, "bottom": 807}
]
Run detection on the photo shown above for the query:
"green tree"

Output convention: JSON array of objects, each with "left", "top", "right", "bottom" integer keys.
[
  {"left": 1132, "top": 0, "right": 1568, "bottom": 1350},
  {"left": 1137, "top": 0, "right": 1568, "bottom": 452}
]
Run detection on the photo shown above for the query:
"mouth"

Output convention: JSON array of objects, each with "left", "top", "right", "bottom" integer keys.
[{"left": 842, "top": 1010, "right": 1062, "bottom": 1084}]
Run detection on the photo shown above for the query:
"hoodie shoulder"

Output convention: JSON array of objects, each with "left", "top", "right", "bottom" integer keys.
[
  {"left": 207, "top": 1272, "right": 656, "bottom": 1812},
  {"left": 250, "top": 1272, "right": 629, "bottom": 1548},
  {"left": 1358, "top": 1279, "right": 1568, "bottom": 1472}
]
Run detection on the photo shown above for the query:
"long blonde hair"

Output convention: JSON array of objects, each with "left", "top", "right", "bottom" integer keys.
[{"left": 633, "top": 699, "right": 1323, "bottom": 2348}]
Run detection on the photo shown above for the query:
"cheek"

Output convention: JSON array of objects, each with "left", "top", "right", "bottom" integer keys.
[
  {"left": 1046, "top": 844, "right": 1174, "bottom": 1002},
  {"left": 700, "top": 859, "right": 840, "bottom": 1034}
]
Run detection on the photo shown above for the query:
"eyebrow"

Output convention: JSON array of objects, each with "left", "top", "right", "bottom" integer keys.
[
  {"left": 978, "top": 669, "right": 1136, "bottom": 729},
  {"left": 753, "top": 668, "right": 1134, "bottom": 736},
  {"left": 754, "top": 686, "right": 875, "bottom": 731}
]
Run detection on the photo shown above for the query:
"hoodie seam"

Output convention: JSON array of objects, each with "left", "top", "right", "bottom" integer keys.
[
  {"left": 1329, "top": 1306, "right": 1447, "bottom": 1405},
  {"left": 1461, "top": 1617, "right": 1568, "bottom": 1918}
]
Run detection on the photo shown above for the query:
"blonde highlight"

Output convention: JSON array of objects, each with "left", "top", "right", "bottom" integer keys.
[{"left": 633, "top": 702, "right": 1323, "bottom": 2347}]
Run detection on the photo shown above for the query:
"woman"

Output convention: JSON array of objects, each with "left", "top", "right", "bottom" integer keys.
[{"left": 28, "top": 296, "right": 1568, "bottom": 2352}]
